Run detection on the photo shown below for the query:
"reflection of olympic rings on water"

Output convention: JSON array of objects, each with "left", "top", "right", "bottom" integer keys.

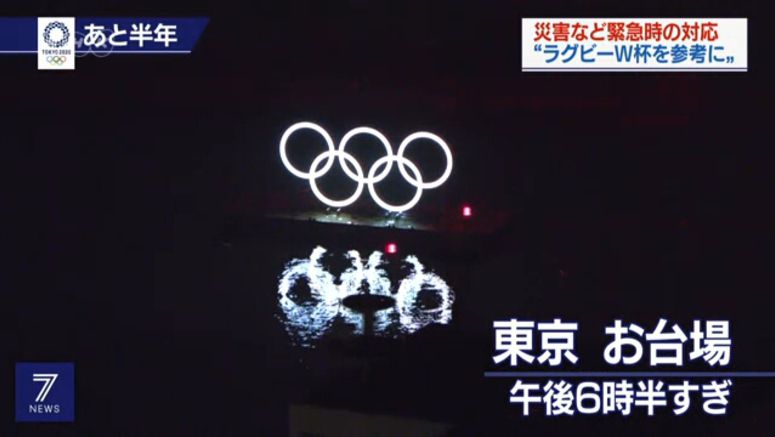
[
  {"left": 280, "top": 122, "right": 453, "bottom": 212},
  {"left": 46, "top": 56, "right": 67, "bottom": 65},
  {"left": 394, "top": 255, "right": 455, "bottom": 333},
  {"left": 276, "top": 246, "right": 455, "bottom": 347}
]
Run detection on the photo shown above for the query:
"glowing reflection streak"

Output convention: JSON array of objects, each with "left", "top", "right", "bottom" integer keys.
[
  {"left": 276, "top": 246, "right": 339, "bottom": 346},
  {"left": 337, "top": 250, "right": 369, "bottom": 333},
  {"left": 395, "top": 255, "right": 455, "bottom": 333},
  {"left": 276, "top": 247, "right": 455, "bottom": 346}
]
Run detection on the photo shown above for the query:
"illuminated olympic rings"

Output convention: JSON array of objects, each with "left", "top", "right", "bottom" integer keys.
[{"left": 279, "top": 122, "right": 453, "bottom": 212}]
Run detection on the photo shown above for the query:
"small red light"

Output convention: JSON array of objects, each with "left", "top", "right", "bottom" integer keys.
[
  {"left": 385, "top": 243, "right": 398, "bottom": 254},
  {"left": 462, "top": 205, "right": 472, "bottom": 218}
]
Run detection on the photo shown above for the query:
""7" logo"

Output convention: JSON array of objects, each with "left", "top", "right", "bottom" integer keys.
[{"left": 32, "top": 373, "right": 58, "bottom": 402}]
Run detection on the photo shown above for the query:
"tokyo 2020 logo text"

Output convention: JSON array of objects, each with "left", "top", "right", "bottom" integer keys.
[{"left": 279, "top": 122, "right": 453, "bottom": 213}]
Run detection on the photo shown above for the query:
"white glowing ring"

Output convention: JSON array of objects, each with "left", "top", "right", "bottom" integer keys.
[
  {"left": 397, "top": 131, "right": 453, "bottom": 189},
  {"left": 367, "top": 155, "right": 424, "bottom": 212},
  {"left": 279, "top": 122, "right": 453, "bottom": 212},
  {"left": 280, "top": 122, "right": 336, "bottom": 179},
  {"left": 338, "top": 127, "right": 394, "bottom": 183},
  {"left": 308, "top": 150, "right": 365, "bottom": 208}
]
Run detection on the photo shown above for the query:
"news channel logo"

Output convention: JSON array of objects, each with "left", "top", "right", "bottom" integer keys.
[{"left": 15, "top": 362, "right": 75, "bottom": 422}]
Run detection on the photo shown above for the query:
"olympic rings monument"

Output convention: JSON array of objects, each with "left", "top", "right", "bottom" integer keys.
[
  {"left": 273, "top": 122, "right": 458, "bottom": 345},
  {"left": 279, "top": 121, "right": 453, "bottom": 214}
]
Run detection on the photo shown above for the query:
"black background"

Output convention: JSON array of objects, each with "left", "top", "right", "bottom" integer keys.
[{"left": 2, "top": 1, "right": 774, "bottom": 435}]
